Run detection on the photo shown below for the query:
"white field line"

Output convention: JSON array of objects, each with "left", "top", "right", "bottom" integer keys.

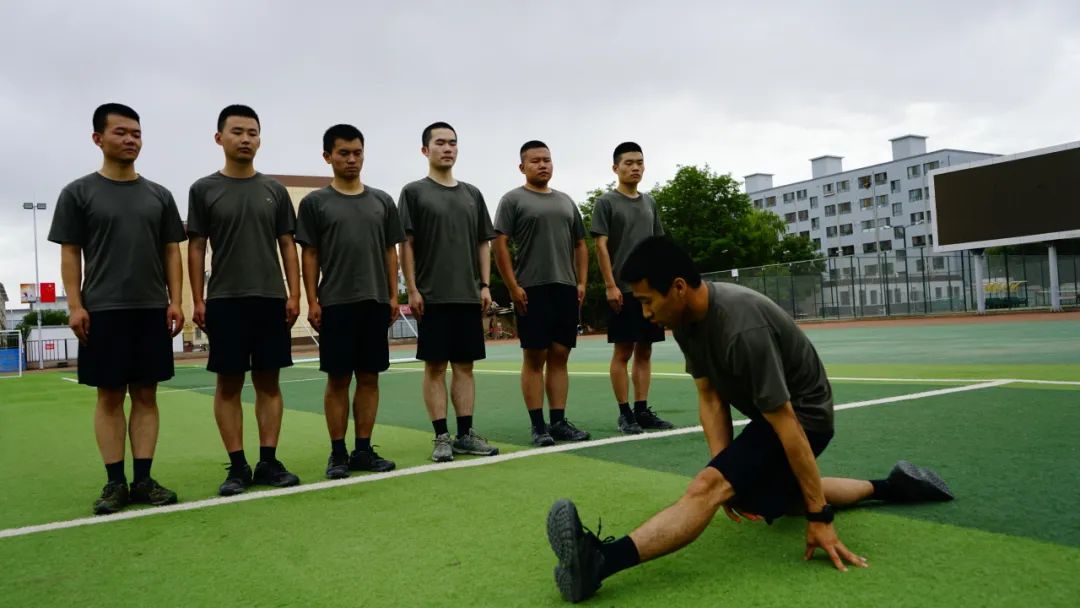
[{"left": 2, "top": 379, "right": 1010, "bottom": 540}]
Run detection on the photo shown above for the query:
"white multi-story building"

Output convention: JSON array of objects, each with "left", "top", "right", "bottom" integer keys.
[{"left": 745, "top": 135, "right": 996, "bottom": 257}]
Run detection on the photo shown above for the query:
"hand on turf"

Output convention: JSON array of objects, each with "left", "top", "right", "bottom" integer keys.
[
  {"left": 723, "top": 504, "right": 764, "bottom": 523},
  {"left": 167, "top": 304, "right": 184, "bottom": 338},
  {"left": 480, "top": 286, "right": 492, "bottom": 314},
  {"left": 308, "top": 302, "right": 322, "bottom": 332},
  {"left": 511, "top": 286, "right": 528, "bottom": 316},
  {"left": 286, "top": 297, "right": 301, "bottom": 329},
  {"left": 409, "top": 289, "right": 424, "bottom": 321},
  {"left": 193, "top": 301, "right": 207, "bottom": 332},
  {"left": 69, "top": 306, "right": 90, "bottom": 343},
  {"left": 389, "top": 301, "right": 400, "bottom": 327},
  {"left": 606, "top": 286, "right": 623, "bottom": 313},
  {"left": 804, "top": 521, "right": 868, "bottom": 572}
]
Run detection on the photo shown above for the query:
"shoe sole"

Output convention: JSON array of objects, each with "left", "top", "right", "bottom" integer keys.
[
  {"left": 326, "top": 470, "right": 351, "bottom": 480},
  {"left": 547, "top": 499, "right": 589, "bottom": 603},
  {"left": 618, "top": 427, "right": 644, "bottom": 435},
  {"left": 93, "top": 503, "right": 126, "bottom": 515},
  {"left": 432, "top": 453, "right": 454, "bottom": 463},
  {"left": 550, "top": 433, "right": 591, "bottom": 442},
  {"left": 130, "top": 494, "right": 179, "bottom": 507},
  {"left": 893, "top": 460, "right": 955, "bottom": 501},
  {"left": 452, "top": 447, "right": 500, "bottom": 456},
  {"left": 218, "top": 484, "right": 249, "bottom": 497},
  {"left": 638, "top": 423, "right": 675, "bottom": 430},
  {"left": 533, "top": 437, "right": 556, "bottom": 447}
]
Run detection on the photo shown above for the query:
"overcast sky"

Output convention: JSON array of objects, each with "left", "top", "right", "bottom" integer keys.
[{"left": 2, "top": 0, "right": 1078, "bottom": 307}]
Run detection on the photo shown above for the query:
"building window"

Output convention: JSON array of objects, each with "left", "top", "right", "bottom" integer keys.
[
  {"left": 823, "top": 183, "right": 835, "bottom": 196},
  {"left": 876, "top": 217, "right": 890, "bottom": 228},
  {"left": 924, "top": 186, "right": 930, "bottom": 199},
  {"left": 799, "top": 230, "right": 810, "bottom": 239},
  {"left": 812, "top": 238, "right": 821, "bottom": 249},
  {"left": 907, "top": 165, "right": 922, "bottom": 178},
  {"left": 935, "top": 286, "right": 943, "bottom": 299},
  {"left": 766, "top": 196, "right": 777, "bottom": 207},
  {"left": 753, "top": 199, "right": 763, "bottom": 209},
  {"left": 798, "top": 210, "right": 809, "bottom": 221},
  {"left": 865, "top": 264, "right": 878, "bottom": 276},
  {"left": 784, "top": 212, "right": 796, "bottom": 223},
  {"left": 861, "top": 219, "right": 875, "bottom": 230},
  {"left": 908, "top": 189, "right": 923, "bottom": 202},
  {"left": 892, "top": 202, "right": 903, "bottom": 217},
  {"left": 826, "top": 226, "right": 838, "bottom": 237},
  {"left": 797, "top": 189, "right": 807, "bottom": 200},
  {"left": 870, "top": 290, "right": 879, "bottom": 305},
  {"left": 860, "top": 197, "right": 873, "bottom": 210},
  {"left": 863, "top": 242, "right": 878, "bottom": 253},
  {"left": 911, "top": 211, "right": 926, "bottom": 224},
  {"left": 933, "top": 257, "right": 945, "bottom": 270},
  {"left": 840, "top": 291, "right": 850, "bottom": 305},
  {"left": 783, "top": 192, "right": 795, "bottom": 203},
  {"left": 840, "top": 223, "right": 853, "bottom": 236},
  {"left": 842, "top": 245, "right": 855, "bottom": 256},
  {"left": 896, "top": 248, "right": 907, "bottom": 259},
  {"left": 876, "top": 194, "right": 889, "bottom": 207},
  {"left": 894, "top": 288, "right": 903, "bottom": 302},
  {"left": 811, "top": 217, "right": 820, "bottom": 229},
  {"left": 827, "top": 247, "right": 839, "bottom": 257},
  {"left": 858, "top": 175, "right": 872, "bottom": 189},
  {"left": 874, "top": 171, "right": 888, "bottom": 185},
  {"left": 837, "top": 180, "right": 850, "bottom": 192},
  {"left": 911, "top": 290, "right": 921, "bottom": 302},
  {"left": 912, "top": 235, "right": 927, "bottom": 247},
  {"left": 879, "top": 240, "right": 893, "bottom": 251},
  {"left": 838, "top": 201, "right": 852, "bottom": 214},
  {"left": 923, "top": 160, "right": 940, "bottom": 173},
  {"left": 809, "top": 196, "right": 819, "bottom": 209},
  {"left": 824, "top": 204, "right": 836, "bottom": 217},
  {"left": 891, "top": 179, "right": 901, "bottom": 193}
]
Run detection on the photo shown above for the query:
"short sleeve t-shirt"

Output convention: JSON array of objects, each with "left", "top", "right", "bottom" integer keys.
[
  {"left": 397, "top": 177, "right": 496, "bottom": 304},
  {"left": 295, "top": 185, "right": 406, "bottom": 306},
  {"left": 590, "top": 190, "right": 664, "bottom": 292},
  {"left": 493, "top": 187, "right": 585, "bottom": 288},
  {"left": 672, "top": 281, "right": 834, "bottom": 433},
  {"left": 186, "top": 172, "right": 295, "bottom": 301},
  {"left": 47, "top": 173, "right": 186, "bottom": 312}
]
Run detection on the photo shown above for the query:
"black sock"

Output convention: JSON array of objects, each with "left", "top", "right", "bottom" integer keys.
[
  {"left": 456, "top": 415, "right": 473, "bottom": 438},
  {"left": 331, "top": 438, "right": 348, "bottom": 457},
  {"left": 228, "top": 450, "right": 248, "bottom": 469},
  {"left": 528, "top": 408, "right": 546, "bottom": 430},
  {"left": 598, "top": 536, "right": 640, "bottom": 580},
  {"left": 133, "top": 458, "right": 152, "bottom": 483},
  {"left": 870, "top": 479, "right": 895, "bottom": 501},
  {"left": 633, "top": 400, "right": 649, "bottom": 414},
  {"left": 259, "top": 446, "right": 277, "bottom": 463},
  {"left": 432, "top": 418, "right": 449, "bottom": 436},
  {"left": 549, "top": 408, "right": 565, "bottom": 424},
  {"left": 355, "top": 437, "right": 371, "bottom": 453},
  {"left": 618, "top": 403, "right": 634, "bottom": 419},
  {"left": 105, "top": 461, "right": 126, "bottom": 484}
]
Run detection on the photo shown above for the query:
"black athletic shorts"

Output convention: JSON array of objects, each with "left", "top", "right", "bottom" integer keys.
[
  {"left": 517, "top": 283, "right": 579, "bottom": 350},
  {"left": 205, "top": 297, "right": 293, "bottom": 374},
  {"left": 416, "top": 303, "right": 486, "bottom": 363},
  {"left": 709, "top": 419, "right": 833, "bottom": 523},
  {"left": 607, "top": 291, "right": 665, "bottom": 344},
  {"left": 78, "top": 308, "right": 174, "bottom": 389},
  {"left": 319, "top": 300, "right": 391, "bottom": 376}
]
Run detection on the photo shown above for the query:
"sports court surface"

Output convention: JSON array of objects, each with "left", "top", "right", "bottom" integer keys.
[{"left": 2, "top": 312, "right": 1079, "bottom": 606}]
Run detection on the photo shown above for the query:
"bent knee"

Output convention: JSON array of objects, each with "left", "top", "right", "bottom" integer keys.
[{"left": 686, "top": 468, "right": 734, "bottom": 510}]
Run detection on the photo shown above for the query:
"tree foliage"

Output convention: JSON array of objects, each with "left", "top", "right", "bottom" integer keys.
[{"left": 17, "top": 309, "right": 69, "bottom": 339}]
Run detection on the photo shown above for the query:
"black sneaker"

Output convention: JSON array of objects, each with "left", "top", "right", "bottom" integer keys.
[
  {"left": 532, "top": 425, "right": 556, "bottom": 447},
  {"left": 546, "top": 499, "right": 606, "bottom": 603},
  {"left": 349, "top": 448, "right": 396, "bottom": 473},
  {"left": 887, "top": 461, "right": 955, "bottom": 502},
  {"left": 550, "top": 419, "right": 591, "bottom": 442},
  {"left": 326, "top": 452, "right": 350, "bottom": 480},
  {"left": 129, "top": 478, "right": 178, "bottom": 506},
  {"left": 219, "top": 463, "right": 253, "bottom": 496},
  {"left": 253, "top": 459, "right": 301, "bottom": 488},
  {"left": 617, "top": 414, "right": 643, "bottom": 435},
  {"left": 634, "top": 406, "right": 674, "bottom": 430},
  {"left": 93, "top": 480, "right": 129, "bottom": 515}
]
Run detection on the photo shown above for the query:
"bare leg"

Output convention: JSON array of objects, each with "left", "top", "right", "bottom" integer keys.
[
  {"left": 324, "top": 374, "right": 352, "bottom": 441},
  {"left": 422, "top": 361, "right": 449, "bottom": 421},
  {"left": 609, "top": 342, "right": 633, "bottom": 404},
  {"left": 214, "top": 373, "right": 245, "bottom": 452},
  {"left": 629, "top": 468, "right": 735, "bottom": 561},
  {"left": 251, "top": 369, "right": 283, "bottom": 448},
  {"left": 94, "top": 387, "right": 127, "bottom": 464},
  {"left": 127, "top": 383, "right": 159, "bottom": 459},
  {"left": 522, "top": 348, "right": 547, "bottom": 412},
  {"left": 631, "top": 342, "right": 653, "bottom": 403},
  {"left": 823, "top": 478, "right": 874, "bottom": 507},
  {"left": 449, "top": 361, "right": 475, "bottom": 417},
  {"left": 545, "top": 342, "right": 571, "bottom": 411},
  {"left": 352, "top": 372, "right": 379, "bottom": 439}
]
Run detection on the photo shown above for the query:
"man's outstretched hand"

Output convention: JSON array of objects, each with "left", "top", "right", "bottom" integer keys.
[{"left": 805, "top": 522, "right": 868, "bottom": 572}]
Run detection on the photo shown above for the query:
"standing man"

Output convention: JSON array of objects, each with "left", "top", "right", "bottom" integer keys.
[
  {"left": 188, "top": 104, "right": 302, "bottom": 495},
  {"left": 399, "top": 122, "right": 500, "bottom": 462},
  {"left": 545, "top": 236, "right": 954, "bottom": 603},
  {"left": 296, "top": 124, "right": 403, "bottom": 479},
  {"left": 591, "top": 142, "right": 674, "bottom": 435},
  {"left": 493, "top": 141, "right": 591, "bottom": 447},
  {"left": 49, "top": 103, "right": 185, "bottom": 514}
]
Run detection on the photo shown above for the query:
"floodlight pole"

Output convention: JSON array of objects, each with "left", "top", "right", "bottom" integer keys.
[{"left": 23, "top": 202, "right": 45, "bottom": 369}]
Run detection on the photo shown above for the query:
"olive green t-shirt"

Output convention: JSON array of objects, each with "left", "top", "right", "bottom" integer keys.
[
  {"left": 494, "top": 187, "right": 585, "bottom": 288},
  {"left": 590, "top": 190, "right": 664, "bottom": 292}
]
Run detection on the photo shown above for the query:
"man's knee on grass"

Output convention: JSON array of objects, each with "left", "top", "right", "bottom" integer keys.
[{"left": 685, "top": 468, "right": 734, "bottom": 513}]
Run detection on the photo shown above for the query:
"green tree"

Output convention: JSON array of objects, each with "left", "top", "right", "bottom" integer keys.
[{"left": 17, "top": 310, "right": 70, "bottom": 339}]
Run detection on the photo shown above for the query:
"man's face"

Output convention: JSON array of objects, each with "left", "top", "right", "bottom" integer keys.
[
  {"left": 630, "top": 277, "right": 688, "bottom": 328},
  {"left": 324, "top": 138, "right": 364, "bottom": 179},
  {"left": 215, "top": 116, "right": 261, "bottom": 162},
  {"left": 423, "top": 128, "right": 457, "bottom": 170},
  {"left": 520, "top": 146, "right": 552, "bottom": 188},
  {"left": 93, "top": 114, "right": 142, "bottom": 163},
  {"left": 614, "top": 151, "right": 644, "bottom": 186}
]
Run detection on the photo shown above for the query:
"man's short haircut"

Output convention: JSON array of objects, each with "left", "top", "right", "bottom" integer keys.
[
  {"left": 519, "top": 140, "right": 549, "bottom": 160},
  {"left": 620, "top": 235, "right": 702, "bottom": 293},
  {"left": 217, "top": 104, "right": 260, "bottom": 132},
  {"left": 323, "top": 124, "right": 365, "bottom": 153},
  {"left": 613, "top": 141, "right": 643, "bottom": 165},
  {"left": 422, "top": 121, "right": 456, "bottom": 146},
  {"left": 92, "top": 103, "right": 139, "bottom": 133}
]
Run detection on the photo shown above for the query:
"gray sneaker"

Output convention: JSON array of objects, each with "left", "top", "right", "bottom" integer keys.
[
  {"left": 532, "top": 425, "right": 556, "bottom": 447},
  {"left": 452, "top": 429, "right": 500, "bottom": 456},
  {"left": 617, "top": 414, "right": 644, "bottom": 435},
  {"left": 432, "top": 433, "right": 454, "bottom": 462}
]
